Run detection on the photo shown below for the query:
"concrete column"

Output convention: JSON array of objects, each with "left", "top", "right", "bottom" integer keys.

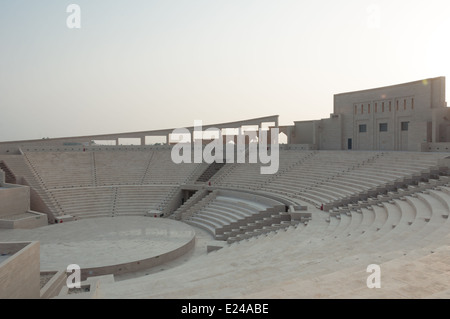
[
  {"left": 432, "top": 110, "right": 438, "bottom": 143},
  {"left": 141, "top": 136, "right": 146, "bottom": 146},
  {"left": 312, "top": 122, "right": 318, "bottom": 146},
  {"left": 266, "top": 129, "right": 272, "bottom": 144}
]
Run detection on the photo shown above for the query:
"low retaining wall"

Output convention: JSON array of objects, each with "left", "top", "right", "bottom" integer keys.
[
  {"left": 78, "top": 233, "right": 196, "bottom": 281},
  {"left": 40, "top": 270, "right": 67, "bottom": 299}
]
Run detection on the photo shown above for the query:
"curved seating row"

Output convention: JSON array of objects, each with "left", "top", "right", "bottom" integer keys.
[
  {"left": 48, "top": 185, "right": 176, "bottom": 219},
  {"left": 98, "top": 182, "right": 450, "bottom": 298},
  {"left": 23, "top": 150, "right": 200, "bottom": 189},
  {"left": 4, "top": 148, "right": 450, "bottom": 298}
]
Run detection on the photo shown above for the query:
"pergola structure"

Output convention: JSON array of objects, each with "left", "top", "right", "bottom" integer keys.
[{"left": 0, "top": 115, "right": 279, "bottom": 154}]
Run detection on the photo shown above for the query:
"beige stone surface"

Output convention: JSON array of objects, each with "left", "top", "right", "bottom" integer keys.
[
  {"left": 0, "top": 241, "right": 40, "bottom": 299},
  {"left": 0, "top": 217, "right": 195, "bottom": 271}
]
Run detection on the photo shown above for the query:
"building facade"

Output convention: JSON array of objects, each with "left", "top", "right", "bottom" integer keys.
[{"left": 284, "top": 77, "right": 449, "bottom": 151}]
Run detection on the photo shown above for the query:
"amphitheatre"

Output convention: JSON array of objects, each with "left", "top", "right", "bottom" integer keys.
[{"left": 2, "top": 77, "right": 450, "bottom": 299}]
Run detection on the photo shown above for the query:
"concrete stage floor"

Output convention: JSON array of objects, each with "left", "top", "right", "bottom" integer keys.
[{"left": 0, "top": 216, "right": 196, "bottom": 272}]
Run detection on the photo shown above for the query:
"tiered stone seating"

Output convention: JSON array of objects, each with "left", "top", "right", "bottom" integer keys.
[
  {"left": 258, "top": 151, "right": 380, "bottom": 205},
  {"left": 96, "top": 182, "right": 450, "bottom": 299},
  {"left": 95, "top": 151, "right": 153, "bottom": 186},
  {"left": 23, "top": 149, "right": 201, "bottom": 189},
  {"left": 48, "top": 185, "right": 177, "bottom": 219},
  {"left": 48, "top": 187, "right": 114, "bottom": 219},
  {"left": 141, "top": 149, "right": 200, "bottom": 185},
  {"left": 4, "top": 147, "right": 450, "bottom": 298},
  {"left": 184, "top": 195, "right": 268, "bottom": 236},
  {"left": 344, "top": 152, "right": 444, "bottom": 186},
  {"left": 27, "top": 150, "right": 198, "bottom": 187},
  {"left": 183, "top": 191, "right": 288, "bottom": 241},
  {"left": 428, "top": 187, "right": 450, "bottom": 218},
  {"left": 261, "top": 152, "right": 449, "bottom": 209},
  {"left": 113, "top": 185, "right": 177, "bottom": 216},
  {"left": 9, "top": 149, "right": 449, "bottom": 224},
  {"left": 7, "top": 149, "right": 202, "bottom": 220},
  {"left": 211, "top": 150, "right": 315, "bottom": 189},
  {"left": 25, "top": 152, "right": 93, "bottom": 188}
]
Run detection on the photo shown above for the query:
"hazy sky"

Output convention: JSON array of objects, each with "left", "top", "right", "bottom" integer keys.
[{"left": 1, "top": 0, "right": 450, "bottom": 142}]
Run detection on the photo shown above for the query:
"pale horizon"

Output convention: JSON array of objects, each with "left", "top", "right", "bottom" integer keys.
[{"left": 1, "top": 0, "right": 450, "bottom": 142}]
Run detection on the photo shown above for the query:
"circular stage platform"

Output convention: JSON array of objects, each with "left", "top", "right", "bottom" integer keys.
[{"left": 0, "top": 216, "right": 196, "bottom": 278}]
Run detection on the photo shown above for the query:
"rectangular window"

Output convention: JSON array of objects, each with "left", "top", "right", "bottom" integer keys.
[
  {"left": 379, "top": 123, "right": 388, "bottom": 132},
  {"left": 361, "top": 104, "right": 363, "bottom": 114},
  {"left": 401, "top": 121, "right": 409, "bottom": 131},
  {"left": 411, "top": 98, "right": 414, "bottom": 110},
  {"left": 396, "top": 100, "right": 399, "bottom": 111},
  {"left": 404, "top": 99, "right": 406, "bottom": 110},
  {"left": 354, "top": 105, "right": 357, "bottom": 114},
  {"left": 382, "top": 102, "right": 385, "bottom": 112},
  {"left": 389, "top": 101, "right": 392, "bottom": 112},
  {"left": 368, "top": 104, "right": 371, "bottom": 114},
  {"left": 359, "top": 124, "right": 367, "bottom": 133},
  {"left": 375, "top": 103, "right": 377, "bottom": 113}
]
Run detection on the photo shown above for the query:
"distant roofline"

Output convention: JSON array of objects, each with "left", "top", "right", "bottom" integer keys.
[
  {"left": 0, "top": 115, "right": 279, "bottom": 145},
  {"left": 334, "top": 76, "right": 445, "bottom": 97}
]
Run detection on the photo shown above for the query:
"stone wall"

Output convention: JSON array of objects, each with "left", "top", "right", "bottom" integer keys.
[
  {"left": 0, "top": 184, "right": 30, "bottom": 217},
  {"left": 0, "top": 241, "right": 40, "bottom": 299}
]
